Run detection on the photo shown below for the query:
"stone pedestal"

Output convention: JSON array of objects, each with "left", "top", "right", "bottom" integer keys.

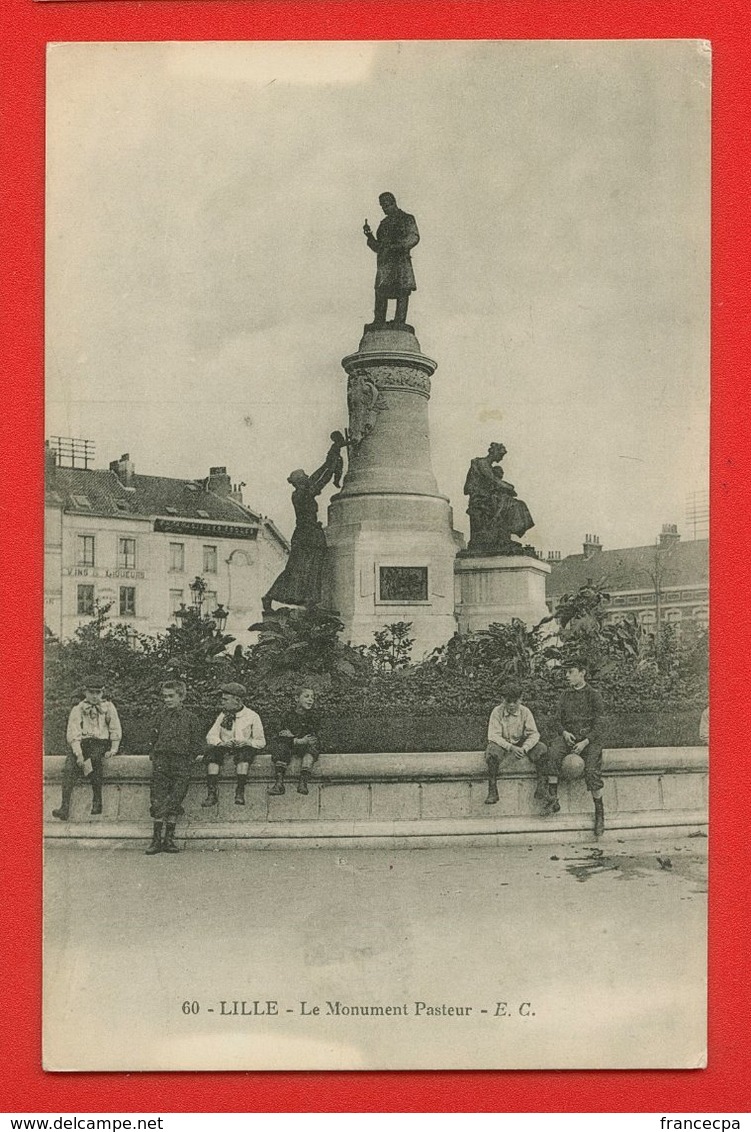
[
  {"left": 324, "top": 323, "right": 460, "bottom": 658},
  {"left": 454, "top": 555, "right": 551, "bottom": 633}
]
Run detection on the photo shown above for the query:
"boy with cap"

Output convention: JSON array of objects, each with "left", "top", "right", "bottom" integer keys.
[
  {"left": 541, "top": 661, "right": 606, "bottom": 836},
  {"left": 53, "top": 674, "right": 121, "bottom": 820},
  {"left": 484, "top": 678, "right": 547, "bottom": 805},
  {"left": 146, "top": 679, "right": 205, "bottom": 854},
  {"left": 268, "top": 687, "right": 322, "bottom": 796},
  {"left": 203, "top": 682, "right": 266, "bottom": 807}
]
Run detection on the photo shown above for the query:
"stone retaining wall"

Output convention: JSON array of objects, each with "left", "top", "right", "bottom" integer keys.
[{"left": 44, "top": 748, "right": 707, "bottom": 847}]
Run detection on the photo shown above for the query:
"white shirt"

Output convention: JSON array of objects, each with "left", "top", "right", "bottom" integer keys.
[
  {"left": 487, "top": 701, "right": 540, "bottom": 753},
  {"left": 206, "top": 706, "right": 266, "bottom": 750}
]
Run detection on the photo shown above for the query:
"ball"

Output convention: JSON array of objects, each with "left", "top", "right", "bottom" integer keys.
[{"left": 560, "top": 752, "right": 585, "bottom": 780}]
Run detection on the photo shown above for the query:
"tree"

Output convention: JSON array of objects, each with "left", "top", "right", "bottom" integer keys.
[
  {"left": 642, "top": 541, "right": 678, "bottom": 646},
  {"left": 43, "top": 601, "right": 164, "bottom": 709},
  {"left": 541, "top": 583, "right": 641, "bottom": 675},
  {"left": 158, "top": 604, "right": 237, "bottom": 691},
  {"left": 367, "top": 622, "right": 415, "bottom": 673}
]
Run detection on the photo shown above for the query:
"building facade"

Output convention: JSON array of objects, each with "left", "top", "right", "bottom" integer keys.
[
  {"left": 45, "top": 447, "right": 288, "bottom": 646},
  {"left": 546, "top": 526, "right": 708, "bottom": 636}
]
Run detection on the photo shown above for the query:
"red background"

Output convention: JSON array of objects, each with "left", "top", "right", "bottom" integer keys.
[{"left": 1, "top": 0, "right": 748, "bottom": 1113}]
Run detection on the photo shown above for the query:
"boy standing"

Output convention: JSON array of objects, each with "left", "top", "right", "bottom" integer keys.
[
  {"left": 53, "top": 674, "right": 121, "bottom": 820},
  {"left": 542, "top": 662, "right": 606, "bottom": 836},
  {"left": 484, "top": 679, "right": 547, "bottom": 805},
  {"left": 203, "top": 683, "right": 266, "bottom": 807},
  {"left": 268, "top": 687, "right": 321, "bottom": 796},
  {"left": 146, "top": 680, "right": 204, "bottom": 855}
]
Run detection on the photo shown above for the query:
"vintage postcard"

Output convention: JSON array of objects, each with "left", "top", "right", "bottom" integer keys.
[{"left": 43, "top": 40, "right": 709, "bottom": 1071}]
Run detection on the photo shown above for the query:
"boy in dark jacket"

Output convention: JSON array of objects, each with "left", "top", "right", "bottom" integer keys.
[
  {"left": 541, "top": 662, "right": 606, "bottom": 836},
  {"left": 268, "top": 687, "right": 322, "bottom": 797},
  {"left": 146, "top": 680, "right": 204, "bottom": 855}
]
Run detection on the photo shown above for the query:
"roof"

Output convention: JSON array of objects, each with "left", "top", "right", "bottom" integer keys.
[
  {"left": 546, "top": 539, "right": 708, "bottom": 599},
  {"left": 45, "top": 465, "right": 289, "bottom": 550}
]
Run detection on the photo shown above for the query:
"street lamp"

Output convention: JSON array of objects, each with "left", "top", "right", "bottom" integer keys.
[
  {"left": 189, "top": 576, "right": 206, "bottom": 611},
  {"left": 211, "top": 604, "right": 229, "bottom": 633}
]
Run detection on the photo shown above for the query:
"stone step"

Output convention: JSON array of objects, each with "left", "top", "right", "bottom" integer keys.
[{"left": 44, "top": 809, "right": 707, "bottom": 850}]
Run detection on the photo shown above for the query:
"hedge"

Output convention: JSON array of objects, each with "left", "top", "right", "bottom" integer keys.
[{"left": 43, "top": 705, "right": 703, "bottom": 756}]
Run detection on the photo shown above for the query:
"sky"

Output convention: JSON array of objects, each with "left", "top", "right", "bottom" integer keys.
[{"left": 45, "top": 40, "right": 710, "bottom": 555}]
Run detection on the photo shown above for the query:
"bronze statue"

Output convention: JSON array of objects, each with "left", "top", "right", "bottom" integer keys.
[
  {"left": 262, "top": 434, "right": 347, "bottom": 612},
  {"left": 463, "top": 442, "right": 534, "bottom": 556},
  {"left": 363, "top": 192, "right": 419, "bottom": 326}
]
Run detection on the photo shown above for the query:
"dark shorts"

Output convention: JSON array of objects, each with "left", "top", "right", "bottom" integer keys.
[
  {"left": 150, "top": 754, "right": 193, "bottom": 821},
  {"left": 485, "top": 740, "right": 547, "bottom": 768},
  {"left": 62, "top": 738, "right": 109, "bottom": 787},
  {"left": 270, "top": 736, "right": 321, "bottom": 766},
  {"left": 544, "top": 734, "right": 604, "bottom": 794},
  {"left": 205, "top": 746, "right": 256, "bottom": 768}
]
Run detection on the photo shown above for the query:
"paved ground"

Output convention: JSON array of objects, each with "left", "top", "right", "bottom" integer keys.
[{"left": 43, "top": 836, "right": 707, "bottom": 1071}]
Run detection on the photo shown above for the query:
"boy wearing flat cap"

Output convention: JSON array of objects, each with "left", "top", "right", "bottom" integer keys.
[
  {"left": 53, "top": 674, "right": 121, "bottom": 821},
  {"left": 203, "top": 682, "right": 266, "bottom": 807}
]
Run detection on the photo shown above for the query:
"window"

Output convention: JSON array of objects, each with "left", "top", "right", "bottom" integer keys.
[
  {"left": 118, "top": 537, "right": 136, "bottom": 569},
  {"left": 379, "top": 566, "right": 429, "bottom": 603},
  {"left": 203, "top": 545, "right": 218, "bottom": 573},
  {"left": 169, "top": 542, "right": 185, "bottom": 572},
  {"left": 77, "top": 585, "right": 95, "bottom": 615},
  {"left": 169, "top": 588, "right": 184, "bottom": 615},
  {"left": 119, "top": 586, "right": 136, "bottom": 617},
  {"left": 76, "top": 535, "right": 95, "bottom": 567}
]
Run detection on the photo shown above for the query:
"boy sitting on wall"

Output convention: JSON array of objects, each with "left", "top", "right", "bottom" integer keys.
[
  {"left": 484, "top": 678, "right": 547, "bottom": 806},
  {"left": 203, "top": 682, "right": 266, "bottom": 807},
  {"left": 268, "top": 687, "right": 322, "bottom": 797},
  {"left": 541, "top": 661, "right": 606, "bottom": 836}
]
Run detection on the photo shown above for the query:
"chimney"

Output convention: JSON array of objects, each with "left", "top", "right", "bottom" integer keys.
[
  {"left": 109, "top": 453, "right": 135, "bottom": 487},
  {"left": 547, "top": 550, "right": 561, "bottom": 564},
  {"left": 230, "top": 481, "right": 246, "bottom": 504},
  {"left": 582, "top": 534, "right": 602, "bottom": 560},
  {"left": 208, "top": 466, "right": 232, "bottom": 497},
  {"left": 659, "top": 523, "right": 681, "bottom": 549}
]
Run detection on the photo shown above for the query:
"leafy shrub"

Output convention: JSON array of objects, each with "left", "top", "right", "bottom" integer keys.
[
  {"left": 365, "top": 621, "right": 415, "bottom": 672},
  {"left": 45, "top": 587, "right": 707, "bottom": 754}
]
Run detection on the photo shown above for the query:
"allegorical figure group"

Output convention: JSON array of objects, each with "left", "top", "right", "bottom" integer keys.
[{"left": 52, "top": 660, "right": 609, "bottom": 852}]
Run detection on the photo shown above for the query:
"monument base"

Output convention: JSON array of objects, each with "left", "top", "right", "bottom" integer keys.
[
  {"left": 324, "top": 492, "right": 461, "bottom": 659},
  {"left": 454, "top": 554, "right": 551, "bottom": 633}
]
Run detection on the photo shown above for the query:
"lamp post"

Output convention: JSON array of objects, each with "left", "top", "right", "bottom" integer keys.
[
  {"left": 174, "top": 582, "right": 229, "bottom": 639},
  {"left": 211, "top": 604, "right": 229, "bottom": 633},
  {"left": 189, "top": 575, "right": 206, "bottom": 612}
]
